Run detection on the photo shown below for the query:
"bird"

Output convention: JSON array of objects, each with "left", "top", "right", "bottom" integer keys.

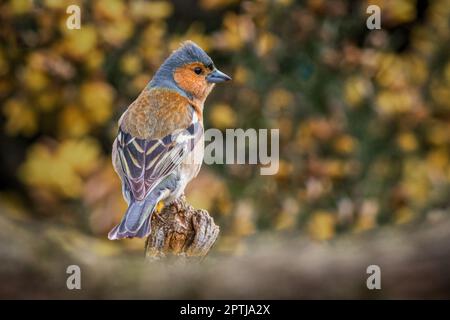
[{"left": 108, "top": 41, "right": 231, "bottom": 240}]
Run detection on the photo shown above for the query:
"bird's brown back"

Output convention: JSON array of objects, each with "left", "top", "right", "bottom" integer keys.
[{"left": 120, "top": 87, "right": 194, "bottom": 140}]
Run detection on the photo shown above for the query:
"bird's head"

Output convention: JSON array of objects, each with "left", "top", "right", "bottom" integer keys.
[{"left": 149, "top": 41, "right": 231, "bottom": 103}]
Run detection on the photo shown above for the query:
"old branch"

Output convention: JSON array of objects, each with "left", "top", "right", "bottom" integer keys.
[{"left": 144, "top": 195, "right": 220, "bottom": 259}]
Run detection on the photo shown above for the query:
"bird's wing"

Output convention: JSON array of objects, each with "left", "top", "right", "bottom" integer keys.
[{"left": 116, "top": 113, "right": 203, "bottom": 201}]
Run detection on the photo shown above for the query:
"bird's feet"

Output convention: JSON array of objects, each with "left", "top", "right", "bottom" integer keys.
[{"left": 153, "top": 200, "right": 167, "bottom": 223}]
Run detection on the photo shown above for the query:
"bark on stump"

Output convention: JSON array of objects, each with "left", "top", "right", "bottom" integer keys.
[{"left": 144, "top": 195, "right": 219, "bottom": 259}]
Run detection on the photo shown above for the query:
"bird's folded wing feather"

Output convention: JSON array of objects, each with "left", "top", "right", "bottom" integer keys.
[{"left": 116, "top": 114, "right": 202, "bottom": 201}]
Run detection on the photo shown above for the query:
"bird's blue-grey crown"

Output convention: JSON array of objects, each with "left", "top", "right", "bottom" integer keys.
[{"left": 148, "top": 41, "right": 213, "bottom": 95}]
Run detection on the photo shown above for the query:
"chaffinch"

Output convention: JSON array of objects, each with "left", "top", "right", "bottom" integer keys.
[{"left": 108, "top": 41, "right": 231, "bottom": 240}]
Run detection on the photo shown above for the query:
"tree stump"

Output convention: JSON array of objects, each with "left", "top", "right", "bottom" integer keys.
[{"left": 144, "top": 195, "right": 219, "bottom": 260}]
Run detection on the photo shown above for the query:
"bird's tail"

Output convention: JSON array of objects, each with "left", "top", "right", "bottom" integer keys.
[{"left": 108, "top": 196, "right": 159, "bottom": 240}]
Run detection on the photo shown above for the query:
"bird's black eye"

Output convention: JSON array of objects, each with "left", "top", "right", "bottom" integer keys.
[{"left": 194, "top": 67, "right": 202, "bottom": 75}]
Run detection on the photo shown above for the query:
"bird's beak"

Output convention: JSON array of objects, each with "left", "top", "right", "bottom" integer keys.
[{"left": 206, "top": 69, "right": 232, "bottom": 83}]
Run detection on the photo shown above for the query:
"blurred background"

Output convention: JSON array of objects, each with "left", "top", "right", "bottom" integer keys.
[{"left": 1, "top": 0, "right": 450, "bottom": 298}]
